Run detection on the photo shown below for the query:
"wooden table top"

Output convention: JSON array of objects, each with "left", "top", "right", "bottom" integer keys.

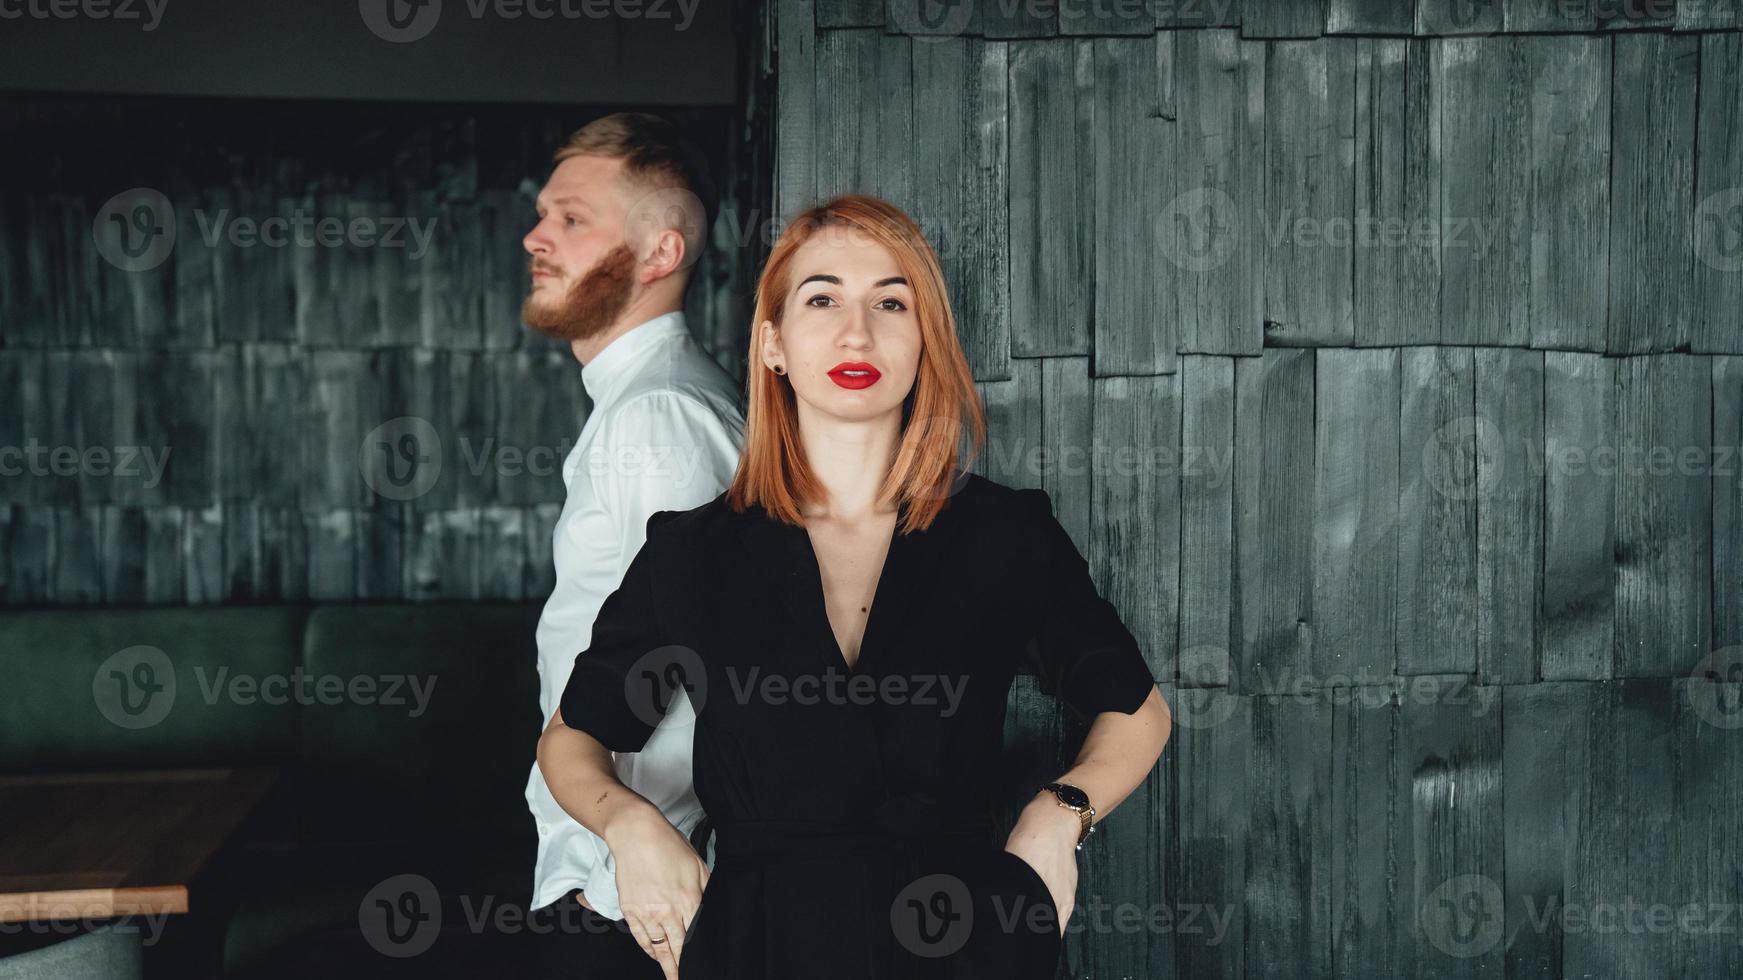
[{"left": 0, "top": 767, "right": 277, "bottom": 923}]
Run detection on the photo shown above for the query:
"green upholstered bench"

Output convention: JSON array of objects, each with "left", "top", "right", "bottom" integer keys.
[{"left": 0, "top": 603, "right": 544, "bottom": 979}]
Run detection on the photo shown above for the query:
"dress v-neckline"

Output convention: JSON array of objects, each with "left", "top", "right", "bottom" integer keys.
[{"left": 793, "top": 510, "right": 904, "bottom": 676}]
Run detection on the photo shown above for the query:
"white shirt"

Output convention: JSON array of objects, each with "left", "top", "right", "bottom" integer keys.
[{"left": 525, "top": 310, "right": 745, "bottom": 920}]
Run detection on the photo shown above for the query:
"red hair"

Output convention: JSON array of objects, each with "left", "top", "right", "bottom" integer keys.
[{"left": 726, "top": 195, "right": 986, "bottom": 533}]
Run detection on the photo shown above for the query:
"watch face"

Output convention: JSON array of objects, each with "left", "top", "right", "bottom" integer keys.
[{"left": 1053, "top": 784, "right": 1090, "bottom": 810}]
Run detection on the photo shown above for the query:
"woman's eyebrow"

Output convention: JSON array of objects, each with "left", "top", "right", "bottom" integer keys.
[{"left": 794, "top": 274, "right": 909, "bottom": 288}]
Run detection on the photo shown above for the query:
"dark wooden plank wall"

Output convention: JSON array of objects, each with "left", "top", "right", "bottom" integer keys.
[
  {"left": 0, "top": 98, "right": 754, "bottom": 607},
  {"left": 779, "top": 3, "right": 1742, "bottom": 978}
]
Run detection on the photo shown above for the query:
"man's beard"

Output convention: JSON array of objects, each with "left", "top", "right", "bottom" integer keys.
[{"left": 522, "top": 244, "right": 636, "bottom": 342}]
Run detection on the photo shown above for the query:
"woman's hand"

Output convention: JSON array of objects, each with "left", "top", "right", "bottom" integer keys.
[
  {"left": 1002, "top": 793, "right": 1083, "bottom": 937},
  {"left": 603, "top": 806, "right": 712, "bottom": 980}
]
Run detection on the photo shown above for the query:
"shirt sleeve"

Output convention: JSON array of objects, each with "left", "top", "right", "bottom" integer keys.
[
  {"left": 1016, "top": 487, "right": 1157, "bottom": 722},
  {"left": 558, "top": 510, "right": 682, "bottom": 753},
  {"left": 594, "top": 390, "right": 743, "bottom": 559}
]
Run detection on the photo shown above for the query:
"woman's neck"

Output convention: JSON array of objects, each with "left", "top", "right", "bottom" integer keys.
[{"left": 793, "top": 401, "right": 903, "bottom": 521}]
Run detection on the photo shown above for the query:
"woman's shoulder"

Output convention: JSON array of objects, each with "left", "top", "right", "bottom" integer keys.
[
  {"left": 949, "top": 472, "right": 1054, "bottom": 523},
  {"left": 644, "top": 490, "right": 737, "bottom": 542}
]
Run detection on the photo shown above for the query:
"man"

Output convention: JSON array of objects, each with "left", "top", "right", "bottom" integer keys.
[{"left": 520, "top": 112, "right": 744, "bottom": 979}]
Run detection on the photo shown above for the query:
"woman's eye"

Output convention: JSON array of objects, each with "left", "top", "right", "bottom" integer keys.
[
  {"left": 804, "top": 294, "right": 835, "bottom": 307},
  {"left": 876, "top": 297, "right": 908, "bottom": 311}
]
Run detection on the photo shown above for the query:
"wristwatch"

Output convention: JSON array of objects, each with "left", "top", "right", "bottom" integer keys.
[{"left": 1042, "top": 781, "right": 1097, "bottom": 850}]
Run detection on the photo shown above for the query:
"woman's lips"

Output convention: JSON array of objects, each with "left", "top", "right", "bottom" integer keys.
[{"left": 827, "top": 362, "right": 881, "bottom": 390}]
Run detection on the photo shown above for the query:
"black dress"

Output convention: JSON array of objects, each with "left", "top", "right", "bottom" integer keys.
[{"left": 558, "top": 472, "right": 1156, "bottom": 980}]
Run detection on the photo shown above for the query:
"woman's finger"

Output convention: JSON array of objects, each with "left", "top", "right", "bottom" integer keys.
[{"left": 622, "top": 911, "right": 668, "bottom": 971}]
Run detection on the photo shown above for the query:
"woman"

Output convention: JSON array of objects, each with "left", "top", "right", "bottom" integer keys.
[{"left": 537, "top": 194, "right": 1172, "bottom": 980}]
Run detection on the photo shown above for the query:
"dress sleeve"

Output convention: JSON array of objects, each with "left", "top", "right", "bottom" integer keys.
[
  {"left": 558, "top": 511, "right": 684, "bottom": 753},
  {"left": 1016, "top": 488, "right": 1157, "bottom": 722}
]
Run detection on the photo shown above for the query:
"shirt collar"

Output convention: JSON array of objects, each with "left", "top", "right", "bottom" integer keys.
[{"left": 580, "top": 311, "right": 689, "bottom": 403}]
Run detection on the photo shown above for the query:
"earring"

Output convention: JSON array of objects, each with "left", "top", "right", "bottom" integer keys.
[{"left": 773, "top": 364, "right": 785, "bottom": 375}]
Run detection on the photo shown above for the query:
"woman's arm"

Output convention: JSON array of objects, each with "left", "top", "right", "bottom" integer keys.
[
  {"left": 1003, "top": 686, "right": 1173, "bottom": 933},
  {"left": 537, "top": 709, "right": 708, "bottom": 980}
]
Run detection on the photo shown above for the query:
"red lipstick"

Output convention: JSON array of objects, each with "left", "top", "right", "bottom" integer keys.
[{"left": 827, "top": 361, "right": 881, "bottom": 390}]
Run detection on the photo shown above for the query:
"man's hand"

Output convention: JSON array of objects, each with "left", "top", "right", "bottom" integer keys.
[{"left": 605, "top": 807, "right": 712, "bottom": 979}]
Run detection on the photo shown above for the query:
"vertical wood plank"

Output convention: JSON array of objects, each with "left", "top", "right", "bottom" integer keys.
[
  {"left": 1475, "top": 347, "right": 1543, "bottom": 685},
  {"left": 1327, "top": 0, "right": 1413, "bottom": 34},
  {"left": 1353, "top": 37, "right": 1439, "bottom": 346},
  {"left": 523, "top": 502, "right": 561, "bottom": 600},
  {"left": 1716, "top": 357, "right": 1743, "bottom": 650},
  {"left": 912, "top": 37, "right": 1012, "bottom": 382},
  {"left": 1397, "top": 346, "right": 1477, "bottom": 676},
  {"left": 1172, "top": 29, "right": 1265, "bottom": 357},
  {"left": 973, "top": 355, "right": 1044, "bottom": 490},
  {"left": 1435, "top": 36, "right": 1530, "bottom": 346},
  {"left": 1263, "top": 40, "right": 1355, "bottom": 347},
  {"left": 182, "top": 502, "right": 223, "bottom": 605},
  {"left": 1091, "top": 374, "right": 1180, "bottom": 677},
  {"left": 816, "top": 0, "right": 883, "bottom": 27},
  {"left": 53, "top": 506, "right": 102, "bottom": 605},
  {"left": 1502, "top": 681, "right": 1594, "bottom": 980},
  {"left": 1542, "top": 352, "right": 1616, "bottom": 680},
  {"left": 982, "top": 0, "right": 1058, "bottom": 37},
  {"left": 215, "top": 343, "right": 303, "bottom": 507},
  {"left": 1040, "top": 356, "right": 1093, "bottom": 546},
  {"left": 1234, "top": 348, "right": 1315, "bottom": 694},
  {"left": 776, "top": 0, "right": 818, "bottom": 222},
  {"left": 1092, "top": 35, "right": 1175, "bottom": 377},
  {"left": 1180, "top": 355, "right": 1236, "bottom": 689},
  {"left": 1313, "top": 348, "right": 1399, "bottom": 686},
  {"left": 1609, "top": 32, "right": 1697, "bottom": 354},
  {"left": 1414, "top": 0, "right": 1502, "bottom": 34},
  {"left": 1247, "top": 693, "right": 1331, "bottom": 980},
  {"left": 1614, "top": 354, "right": 1712, "bottom": 677},
  {"left": 1693, "top": 33, "right": 1743, "bottom": 355},
  {"left": 1527, "top": 35, "right": 1610, "bottom": 352},
  {"left": 1395, "top": 679, "right": 1504, "bottom": 977},
  {"left": 302, "top": 349, "right": 378, "bottom": 512},
  {"left": 1009, "top": 39, "right": 1093, "bottom": 357},
  {"left": 305, "top": 508, "right": 355, "bottom": 602},
  {"left": 1669, "top": 674, "right": 1743, "bottom": 977},
  {"left": 1172, "top": 688, "right": 1249, "bottom": 980},
  {"left": 1243, "top": 0, "right": 1326, "bottom": 37},
  {"left": 1563, "top": 681, "right": 1677, "bottom": 978},
  {"left": 1504, "top": 0, "right": 1593, "bottom": 30},
  {"left": 1330, "top": 683, "right": 1398, "bottom": 979}
]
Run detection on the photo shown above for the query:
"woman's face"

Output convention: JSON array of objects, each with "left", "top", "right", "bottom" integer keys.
[{"left": 761, "top": 228, "right": 923, "bottom": 425}]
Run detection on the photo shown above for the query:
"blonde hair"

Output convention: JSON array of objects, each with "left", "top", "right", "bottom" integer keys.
[
  {"left": 554, "top": 112, "right": 719, "bottom": 247},
  {"left": 726, "top": 195, "right": 987, "bottom": 534}
]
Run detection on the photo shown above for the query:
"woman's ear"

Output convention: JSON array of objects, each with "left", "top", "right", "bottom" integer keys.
[{"left": 758, "top": 319, "right": 784, "bottom": 373}]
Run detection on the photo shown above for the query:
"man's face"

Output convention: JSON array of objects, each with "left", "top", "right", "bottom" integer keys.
[{"left": 521, "top": 154, "right": 637, "bottom": 342}]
